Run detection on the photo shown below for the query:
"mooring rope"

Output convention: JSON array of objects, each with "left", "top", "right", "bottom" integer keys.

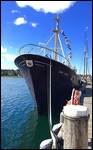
[{"left": 47, "top": 58, "right": 59, "bottom": 148}]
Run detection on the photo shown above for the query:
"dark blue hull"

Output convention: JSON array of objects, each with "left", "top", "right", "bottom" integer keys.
[{"left": 14, "top": 54, "right": 80, "bottom": 115}]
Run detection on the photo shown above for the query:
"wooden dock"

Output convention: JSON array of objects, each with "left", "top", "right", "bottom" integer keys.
[
  {"left": 80, "top": 83, "right": 92, "bottom": 149},
  {"left": 59, "top": 83, "right": 92, "bottom": 149}
]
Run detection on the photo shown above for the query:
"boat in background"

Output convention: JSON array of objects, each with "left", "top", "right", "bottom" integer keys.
[
  {"left": 14, "top": 14, "right": 81, "bottom": 115},
  {"left": 79, "top": 27, "right": 92, "bottom": 84},
  {"left": 83, "top": 27, "right": 92, "bottom": 83}
]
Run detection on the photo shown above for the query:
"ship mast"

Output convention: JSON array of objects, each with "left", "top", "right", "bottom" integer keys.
[
  {"left": 38, "top": 14, "right": 66, "bottom": 64},
  {"left": 84, "top": 27, "right": 88, "bottom": 79},
  {"left": 53, "top": 14, "right": 60, "bottom": 60}
]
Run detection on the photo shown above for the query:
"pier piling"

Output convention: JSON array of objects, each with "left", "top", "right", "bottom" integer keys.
[{"left": 63, "top": 105, "right": 89, "bottom": 149}]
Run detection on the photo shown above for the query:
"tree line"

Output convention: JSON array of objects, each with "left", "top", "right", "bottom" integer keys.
[{"left": 1, "top": 69, "right": 23, "bottom": 77}]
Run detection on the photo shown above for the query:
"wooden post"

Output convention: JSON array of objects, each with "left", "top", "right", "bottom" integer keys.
[
  {"left": 60, "top": 110, "right": 64, "bottom": 123},
  {"left": 63, "top": 105, "right": 89, "bottom": 149}
]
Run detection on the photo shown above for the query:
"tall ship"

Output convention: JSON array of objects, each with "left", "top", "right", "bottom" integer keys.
[{"left": 14, "top": 14, "right": 81, "bottom": 115}]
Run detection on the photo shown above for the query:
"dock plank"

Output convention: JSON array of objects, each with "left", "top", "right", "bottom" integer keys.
[{"left": 83, "top": 85, "right": 92, "bottom": 140}]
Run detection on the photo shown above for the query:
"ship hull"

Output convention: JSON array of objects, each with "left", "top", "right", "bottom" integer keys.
[{"left": 14, "top": 54, "right": 80, "bottom": 115}]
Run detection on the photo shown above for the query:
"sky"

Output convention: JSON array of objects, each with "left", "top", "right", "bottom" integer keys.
[{"left": 1, "top": 1, "right": 92, "bottom": 75}]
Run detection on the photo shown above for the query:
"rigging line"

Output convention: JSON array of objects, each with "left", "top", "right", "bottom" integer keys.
[
  {"left": 87, "top": 65, "right": 90, "bottom": 75},
  {"left": 28, "top": 29, "right": 52, "bottom": 54},
  {"left": 47, "top": 58, "right": 57, "bottom": 148},
  {"left": 38, "top": 34, "right": 55, "bottom": 55},
  {"left": 19, "top": 43, "right": 70, "bottom": 65},
  {"left": 47, "top": 58, "right": 52, "bottom": 131},
  {"left": 86, "top": 39, "right": 90, "bottom": 75},
  {"left": 58, "top": 33, "right": 66, "bottom": 64},
  {"left": 49, "top": 58, "right": 52, "bottom": 128},
  {"left": 79, "top": 56, "right": 83, "bottom": 75}
]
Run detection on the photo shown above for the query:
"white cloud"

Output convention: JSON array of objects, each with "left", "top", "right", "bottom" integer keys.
[
  {"left": 1, "top": 58, "right": 3, "bottom": 62},
  {"left": 11, "top": 10, "right": 20, "bottom": 13},
  {"left": 16, "top": 1, "right": 76, "bottom": 13},
  {"left": 1, "top": 63, "right": 18, "bottom": 70},
  {"left": 1, "top": 54, "right": 17, "bottom": 61},
  {"left": 1, "top": 54, "right": 18, "bottom": 70},
  {"left": 1, "top": 46, "right": 7, "bottom": 53},
  {"left": 14, "top": 17, "right": 27, "bottom": 25},
  {"left": 30, "top": 22, "right": 38, "bottom": 27}
]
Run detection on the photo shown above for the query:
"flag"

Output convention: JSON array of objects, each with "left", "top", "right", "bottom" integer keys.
[
  {"left": 61, "top": 29, "right": 72, "bottom": 50},
  {"left": 65, "top": 38, "right": 70, "bottom": 42},
  {"left": 67, "top": 45, "right": 71, "bottom": 50},
  {"left": 61, "top": 30, "right": 65, "bottom": 36},
  {"left": 64, "top": 36, "right": 68, "bottom": 39},
  {"left": 68, "top": 52, "right": 72, "bottom": 60},
  {"left": 66, "top": 41, "right": 70, "bottom": 46}
]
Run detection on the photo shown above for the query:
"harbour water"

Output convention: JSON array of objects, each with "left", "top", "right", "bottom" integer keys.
[{"left": 1, "top": 77, "right": 59, "bottom": 149}]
